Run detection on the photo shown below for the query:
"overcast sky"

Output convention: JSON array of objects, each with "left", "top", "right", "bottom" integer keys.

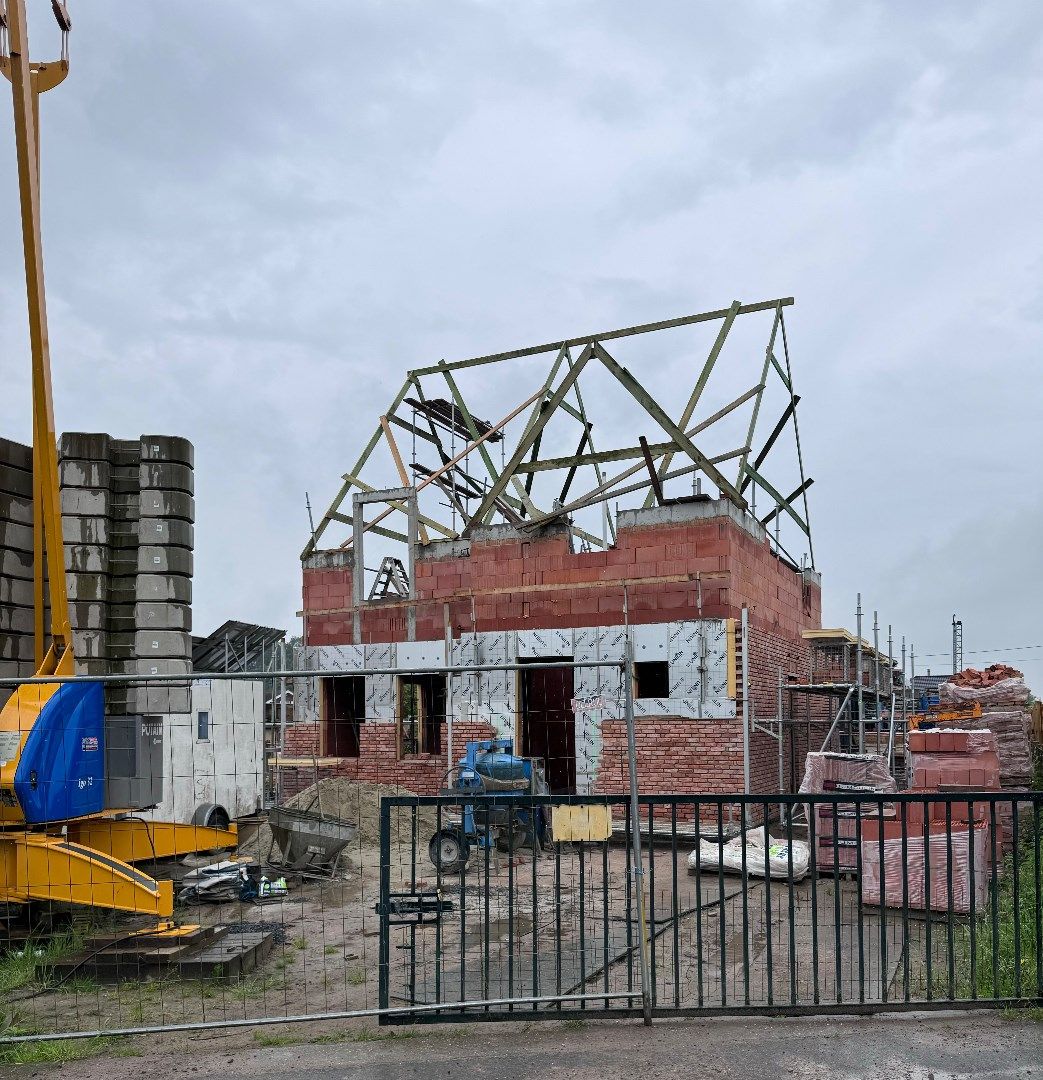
[{"left": 1, "top": 2, "right": 1040, "bottom": 689}]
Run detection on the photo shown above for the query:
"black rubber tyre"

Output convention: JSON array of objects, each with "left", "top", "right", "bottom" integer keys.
[{"left": 429, "top": 828, "right": 470, "bottom": 875}]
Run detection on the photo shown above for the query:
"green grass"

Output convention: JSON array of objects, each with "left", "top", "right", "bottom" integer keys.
[
  {"left": 346, "top": 965, "right": 366, "bottom": 986},
  {"left": 560, "top": 1017, "right": 587, "bottom": 1031},
  {"left": 0, "top": 929, "right": 86, "bottom": 993},
  {"left": 953, "top": 820, "right": 1041, "bottom": 1000},
  {"left": 253, "top": 1032, "right": 300, "bottom": 1047},
  {"left": 324, "top": 945, "right": 341, "bottom": 956},
  {"left": 228, "top": 974, "right": 283, "bottom": 1001},
  {"left": 0, "top": 1036, "right": 134, "bottom": 1067},
  {"left": 1003, "top": 1006, "right": 1043, "bottom": 1022},
  {"left": 292, "top": 936, "right": 308, "bottom": 951}
]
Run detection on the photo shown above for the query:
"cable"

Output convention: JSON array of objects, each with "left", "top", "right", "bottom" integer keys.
[{"left": 916, "top": 644, "right": 1043, "bottom": 659}]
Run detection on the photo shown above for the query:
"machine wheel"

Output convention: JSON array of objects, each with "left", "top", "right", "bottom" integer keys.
[
  {"left": 429, "top": 828, "right": 470, "bottom": 875},
  {"left": 192, "top": 803, "right": 230, "bottom": 831}
]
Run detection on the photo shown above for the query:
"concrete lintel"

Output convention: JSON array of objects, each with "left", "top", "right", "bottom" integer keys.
[
  {"left": 352, "top": 486, "right": 412, "bottom": 506},
  {"left": 302, "top": 549, "right": 355, "bottom": 571},
  {"left": 416, "top": 538, "right": 472, "bottom": 561},
  {"left": 469, "top": 521, "right": 573, "bottom": 545},
  {"left": 616, "top": 497, "right": 769, "bottom": 545}
]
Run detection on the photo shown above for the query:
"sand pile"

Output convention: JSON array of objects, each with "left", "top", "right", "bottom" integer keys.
[{"left": 240, "top": 778, "right": 442, "bottom": 862}]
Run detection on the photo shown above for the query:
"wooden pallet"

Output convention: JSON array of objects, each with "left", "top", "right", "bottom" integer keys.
[{"left": 48, "top": 923, "right": 275, "bottom": 980}]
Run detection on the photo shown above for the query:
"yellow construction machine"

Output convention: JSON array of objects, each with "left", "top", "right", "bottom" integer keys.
[{"left": 0, "top": 1, "right": 236, "bottom": 923}]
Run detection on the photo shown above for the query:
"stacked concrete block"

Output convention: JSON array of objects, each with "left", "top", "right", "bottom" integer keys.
[
  {"left": 60, "top": 432, "right": 113, "bottom": 667},
  {"left": 0, "top": 438, "right": 37, "bottom": 709}
]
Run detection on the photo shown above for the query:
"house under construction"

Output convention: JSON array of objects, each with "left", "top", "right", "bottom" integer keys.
[{"left": 282, "top": 298, "right": 850, "bottom": 797}]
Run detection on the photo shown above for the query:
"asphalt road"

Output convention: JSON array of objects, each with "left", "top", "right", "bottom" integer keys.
[{"left": 14, "top": 1011, "right": 1043, "bottom": 1080}]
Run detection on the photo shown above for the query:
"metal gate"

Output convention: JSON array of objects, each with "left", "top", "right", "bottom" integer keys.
[{"left": 378, "top": 791, "right": 1043, "bottom": 1022}]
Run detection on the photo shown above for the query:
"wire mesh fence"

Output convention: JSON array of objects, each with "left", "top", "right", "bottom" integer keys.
[{"left": 0, "top": 663, "right": 1040, "bottom": 1043}]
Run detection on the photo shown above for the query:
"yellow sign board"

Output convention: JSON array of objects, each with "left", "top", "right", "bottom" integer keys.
[{"left": 551, "top": 804, "right": 613, "bottom": 843}]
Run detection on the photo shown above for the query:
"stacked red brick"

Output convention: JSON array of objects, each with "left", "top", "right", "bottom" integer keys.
[
  {"left": 860, "top": 728, "right": 1000, "bottom": 914},
  {"left": 939, "top": 666, "right": 1035, "bottom": 792},
  {"left": 799, "top": 752, "right": 897, "bottom": 871}
]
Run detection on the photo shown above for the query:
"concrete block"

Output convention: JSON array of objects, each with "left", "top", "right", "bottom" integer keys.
[
  {"left": 60, "top": 487, "right": 109, "bottom": 516},
  {"left": 67, "top": 573, "right": 108, "bottom": 602},
  {"left": 64, "top": 543, "right": 110, "bottom": 575},
  {"left": 137, "top": 490, "right": 195, "bottom": 522},
  {"left": 0, "top": 464, "right": 32, "bottom": 500},
  {"left": 109, "top": 439, "right": 140, "bottom": 466},
  {"left": 59, "top": 432, "right": 112, "bottom": 461},
  {"left": 134, "top": 630, "right": 192, "bottom": 658},
  {"left": 110, "top": 472, "right": 141, "bottom": 496},
  {"left": 136, "top": 517, "right": 193, "bottom": 548},
  {"left": 0, "top": 491, "right": 33, "bottom": 527},
  {"left": 136, "top": 545, "right": 193, "bottom": 576},
  {"left": 71, "top": 628, "right": 108, "bottom": 659},
  {"left": 0, "top": 577, "right": 35, "bottom": 607},
  {"left": 76, "top": 658, "right": 117, "bottom": 677},
  {"left": 61, "top": 514, "right": 109, "bottom": 545},
  {"left": 0, "top": 632, "right": 34, "bottom": 661},
  {"left": 140, "top": 435, "right": 194, "bottom": 468},
  {"left": 130, "top": 657, "right": 191, "bottom": 678},
  {"left": 59, "top": 459, "right": 111, "bottom": 488},
  {"left": 0, "top": 605, "right": 34, "bottom": 634},
  {"left": 139, "top": 461, "right": 194, "bottom": 495},
  {"left": 0, "top": 519, "right": 33, "bottom": 553},
  {"left": 109, "top": 496, "right": 140, "bottom": 521},
  {"left": 0, "top": 549, "right": 33, "bottom": 580},
  {"left": 135, "top": 601, "right": 192, "bottom": 632},
  {"left": 69, "top": 601, "right": 109, "bottom": 630},
  {"left": 134, "top": 574, "right": 192, "bottom": 604},
  {"left": 0, "top": 437, "right": 32, "bottom": 470},
  {"left": 109, "top": 685, "right": 191, "bottom": 715}
]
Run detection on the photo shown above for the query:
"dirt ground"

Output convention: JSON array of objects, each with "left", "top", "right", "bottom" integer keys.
[{"left": 4, "top": 818, "right": 951, "bottom": 1046}]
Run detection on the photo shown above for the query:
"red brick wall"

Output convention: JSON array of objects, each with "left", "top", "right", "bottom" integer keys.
[{"left": 278, "top": 718, "right": 497, "bottom": 797}]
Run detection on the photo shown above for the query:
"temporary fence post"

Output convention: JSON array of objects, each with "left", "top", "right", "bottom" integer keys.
[
  {"left": 855, "top": 594, "right": 864, "bottom": 753},
  {"left": 741, "top": 606, "right": 750, "bottom": 800},
  {"left": 623, "top": 644, "right": 652, "bottom": 1025}
]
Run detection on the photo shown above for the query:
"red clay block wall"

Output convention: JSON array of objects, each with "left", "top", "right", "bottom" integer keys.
[{"left": 302, "top": 504, "right": 820, "bottom": 647}]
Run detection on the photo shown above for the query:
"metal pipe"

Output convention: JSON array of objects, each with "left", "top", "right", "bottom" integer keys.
[
  {"left": 818, "top": 686, "right": 854, "bottom": 752},
  {"left": 777, "top": 666, "right": 784, "bottom": 795},
  {"left": 742, "top": 609, "right": 751, "bottom": 794},
  {"left": 623, "top": 637, "right": 652, "bottom": 1025},
  {"left": 0, "top": 991, "right": 645, "bottom": 1044},
  {"left": 278, "top": 641, "right": 288, "bottom": 754},
  {"left": 855, "top": 595, "right": 864, "bottom": 753},
  {"left": 901, "top": 636, "right": 907, "bottom": 730}
]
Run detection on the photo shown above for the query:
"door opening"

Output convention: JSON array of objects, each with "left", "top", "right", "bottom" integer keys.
[
  {"left": 322, "top": 675, "right": 365, "bottom": 757},
  {"left": 520, "top": 658, "right": 576, "bottom": 795}
]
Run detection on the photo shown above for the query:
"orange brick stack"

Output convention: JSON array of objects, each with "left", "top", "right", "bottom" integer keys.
[{"left": 858, "top": 727, "right": 1001, "bottom": 913}]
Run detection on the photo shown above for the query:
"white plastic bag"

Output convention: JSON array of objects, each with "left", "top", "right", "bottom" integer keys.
[{"left": 687, "top": 827, "right": 810, "bottom": 880}]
